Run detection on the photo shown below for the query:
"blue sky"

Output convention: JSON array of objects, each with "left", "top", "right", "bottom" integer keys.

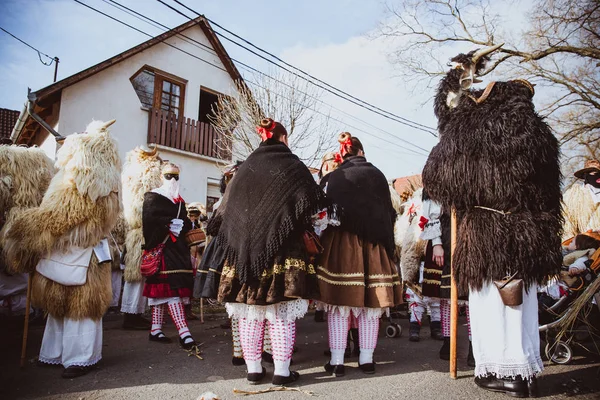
[{"left": 0, "top": 0, "right": 531, "bottom": 179}]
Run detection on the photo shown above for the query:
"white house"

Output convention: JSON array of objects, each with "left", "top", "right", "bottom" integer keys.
[{"left": 10, "top": 17, "right": 245, "bottom": 210}]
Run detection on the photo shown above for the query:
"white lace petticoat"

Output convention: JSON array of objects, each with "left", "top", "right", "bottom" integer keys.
[
  {"left": 469, "top": 282, "right": 543, "bottom": 380},
  {"left": 315, "top": 302, "right": 387, "bottom": 319},
  {"left": 225, "top": 299, "right": 309, "bottom": 323}
]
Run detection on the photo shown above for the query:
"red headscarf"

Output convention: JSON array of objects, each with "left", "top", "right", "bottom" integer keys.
[{"left": 334, "top": 133, "right": 353, "bottom": 163}]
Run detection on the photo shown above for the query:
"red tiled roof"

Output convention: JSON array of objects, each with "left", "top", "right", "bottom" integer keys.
[
  {"left": 0, "top": 108, "right": 19, "bottom": 140},
  {"left": 393, "top": 174, "right": 422, "bottom": 196}
]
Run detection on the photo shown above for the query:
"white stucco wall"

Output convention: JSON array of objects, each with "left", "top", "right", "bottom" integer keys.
[{"left": 44, "top": 26, "right": 236, "bottom": 204}]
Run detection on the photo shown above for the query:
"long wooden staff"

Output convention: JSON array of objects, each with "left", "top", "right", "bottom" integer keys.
[
  {"left": 20, "top": 273, "right": 33, "bottom": 368},
  {"left": 449, "top": 209, "right": 458, "bottom": 379}
]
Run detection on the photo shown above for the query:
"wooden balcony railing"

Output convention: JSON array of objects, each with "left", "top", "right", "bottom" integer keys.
[{"left": 147, "top": 108, "right": 231, "bottom": 160}]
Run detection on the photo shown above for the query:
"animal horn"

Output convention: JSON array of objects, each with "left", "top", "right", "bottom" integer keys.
[
  {"left": 472, "top": 43, "right": 504, "bottom": 63},
  {"left": 101, "top": 119, "right": 116, "bottom": 130},
  {"left": 142, "top": 145, "right": 159, "bottom": 157}
]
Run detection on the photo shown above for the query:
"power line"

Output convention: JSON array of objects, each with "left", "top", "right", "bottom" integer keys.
[
  {"left": 167, "top": 0, "right": 438, "bottom": 136},
  {"left": 0, "top": 26, "right": 56, "bottom": 66},
  {"left": 245, "top": 79, "right": 427, "bottom": 157},
  {"left": 73, "top": 0, "right": 228, "bottom": 73},
  {"left": 102, "top": 0, "right": 432, "bottom": 154},
  {"left": 74, "top": 0, "right": 429, "bottom": 157}
]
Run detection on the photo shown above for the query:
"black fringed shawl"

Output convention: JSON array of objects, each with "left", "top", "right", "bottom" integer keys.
[
  {"left": 213, "top": 139, "right": 326, "bottom": 283},
  {"left": 321, "top": 156, "right": 396, "bottom": 257}
]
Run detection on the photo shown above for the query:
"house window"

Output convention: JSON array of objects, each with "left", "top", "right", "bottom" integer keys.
[
  {"left": 131, "top": 66, "right": 186, "bottom": 117},
  {"left": 199, "top": 87, "right": 222, "bottom": 124},
  {"left": 206, "top": 196, "right": 220, "bottom": 214}
]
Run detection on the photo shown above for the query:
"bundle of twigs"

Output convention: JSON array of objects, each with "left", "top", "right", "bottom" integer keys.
[
  {"left": 556, "top": 275, "right": 600, "bottom": 341},
  {"left": 233, "top": 387, "right": 315, "bottom": 396}
]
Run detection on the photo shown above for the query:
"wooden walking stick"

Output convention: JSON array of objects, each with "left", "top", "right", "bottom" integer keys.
[
  {"left": 20, "top": 273, "right": 33, "bottom": 368},
  {"left": 449, "top": 209, "right": 458, "bottom": 379}
]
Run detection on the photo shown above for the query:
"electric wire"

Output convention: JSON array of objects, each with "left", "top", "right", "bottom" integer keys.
[
  {"left": 74, "top": 0, "right": 429, "bottom": 157},
  {"left": 168, "top": 0, "right": 438, "bottom": 136},
  {"left": 0, "top": 26, "right": 56, "bottom": 66},
  {"left": 97, "top": 0, "right": 433, "bottom": 154}
]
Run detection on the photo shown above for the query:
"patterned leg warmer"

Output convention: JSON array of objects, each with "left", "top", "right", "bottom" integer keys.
[
  {"left": 151, "top": 304, "right": 165, "bottom": 335},
  {"left": 239, "top": 318, "right": 265, "bottom": 374},
  {"left": 231, "top": 317, "right": 242, "bottom": 358},
  {"left": 440, "top": 299, "right": 451, "bottom": 337},
  {"left": 357, "top": 310, "right": 379, "bottom": 365},
  {"left": 268, "top": 318, "right": 296, "bottom": 377},
  {"left": 328, "top": 308, "right": 350, "bottom": 365},
  {"left": 167, "top": 300, "right": 192, "bottom": 343},
  {"left": 466, "top": 303, "right": 472, "bottom": 341}
]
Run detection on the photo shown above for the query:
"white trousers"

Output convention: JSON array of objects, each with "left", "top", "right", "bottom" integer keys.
[
  {"left": 110, "top": 271, "right": 122, "bottom": 308},
  {"left": 120, "top": 279, "right": 146, "bottom": 314},
  {"left": 406, "top": 288, "right": 441, "bottom": 324},
  {"left": 38, "top": 315, "right": 102, "bottom": 368},
  {"left": 469, "top": 283, "right": 543, "bottom": 379}
]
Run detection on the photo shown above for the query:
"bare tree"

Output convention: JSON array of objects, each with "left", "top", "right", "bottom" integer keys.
[
  {"left": 209, "top": 71, "right": 338, "bottom": 167},
  {"left": 375, "top": 0, "right": 599, "bottom": 184}
]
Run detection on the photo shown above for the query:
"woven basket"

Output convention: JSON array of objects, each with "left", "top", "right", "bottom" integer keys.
[{"left": 185, "top": 228, "right": 206, "bottom": 247}]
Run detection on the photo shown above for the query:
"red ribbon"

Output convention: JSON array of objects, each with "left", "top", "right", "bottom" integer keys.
[
  {"left": 335, "top": 137, "right": 353, "bottom": 161},
  {"left": 418, "top": 216, "right": 429, "bottom": 231},
  {"left": 174, "top": 195, "right": 185, "bottom": 204},
  {"left": 256, "top": 121, "right": 277, "bottom": 141}
]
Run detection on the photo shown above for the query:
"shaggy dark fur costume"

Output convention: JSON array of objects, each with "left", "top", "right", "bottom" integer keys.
[{"left": 423, "top": 63, "right": 562, "bottom": 292}]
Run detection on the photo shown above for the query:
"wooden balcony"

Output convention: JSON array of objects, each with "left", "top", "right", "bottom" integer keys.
[{"left": 147, "top": 108, "right": 231, "bottom": 160}]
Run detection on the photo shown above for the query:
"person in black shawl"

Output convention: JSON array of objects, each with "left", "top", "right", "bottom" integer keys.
[
  {"left": 317, "top": 132, "right": 403, "bottom": 377},
  {"left": 211, "top": 118, "right": 326, "bottom": 386},
  {"left": 142, "top": 163, "right": 197, "bottom": 350}
]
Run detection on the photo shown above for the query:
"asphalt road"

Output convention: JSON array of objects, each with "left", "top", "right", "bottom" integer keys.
[{"left": 1, "top": 311, "right": 599, "bottom": 400}]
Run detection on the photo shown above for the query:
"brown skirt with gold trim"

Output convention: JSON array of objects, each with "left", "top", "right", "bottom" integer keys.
[
  {"left": 316, "top": 228, "right": 403, "bottom": 308},
  {"left": 217, "top": 239, "right": 319, "bottom": 305}
]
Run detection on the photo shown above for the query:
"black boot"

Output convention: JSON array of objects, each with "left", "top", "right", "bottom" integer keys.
[
  {"left": 123, "top": 313, "right": 151, "bottom": 330},
  {"left": 430, "top": 321, "right": 444, "bottom": 340},
  {"left": 528, "top": 376, "right": 539, "bottom": 398},
  {"left": 409, "top": 321, "right": 421, "bottom": 342},
  {"left": 467, "top": 341, "right": 475, "bottom": 367},
  {"left": 349, "top": 328, "right": 359, "bottom": 356},
  {"left": 314, "top": 310, "right": 325, "bottom": 322},
  {"left": 474, "top": 375, "right": 528, "bottom": 398},
  {"left": 439, "top": 337, "right": 450, "bottom": 360}
]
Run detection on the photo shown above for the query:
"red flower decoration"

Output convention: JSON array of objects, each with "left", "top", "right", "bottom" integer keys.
[{"left": 418, "top": 216, "right": 429, "bottom": 230}]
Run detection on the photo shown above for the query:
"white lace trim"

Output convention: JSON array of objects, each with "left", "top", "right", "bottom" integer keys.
[
  {"left": 316, "top": 302, "right": 387, "bottom": 319},
  {"left": 37, "top": 356, "right": 62, "bottom": 365},
  {"left": 64, "top": 354, "right": 102, "bottom": 368},
  {"left": 475, "top": 357, "right": 544, "bottom": 380},
  {"left": 225, "top": 299, "right": 309, "bottom": 323}
]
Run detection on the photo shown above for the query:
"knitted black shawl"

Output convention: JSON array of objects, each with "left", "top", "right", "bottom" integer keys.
[
  {"left": 321, "top": 156, "right": 396, "bottom": 256},
  {"left": 213, "top": 139, "right": 327, "bottom": 283}
]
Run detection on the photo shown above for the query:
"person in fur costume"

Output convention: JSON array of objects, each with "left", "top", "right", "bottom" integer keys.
[
  {"left": 394, "top": 188, "right": 445, "bottom": 343},
  {"left": 209, "top": 118, "right": 326, "bottom": 385},
  {"left": 422, "top": 44, "right": 562, "bottom": 397},
  {"left": 107, "top": 215, "right": 126, "bottom": 312},
  {"left": 120, "top": 146, "right": 162, "bottom": 330},
  {"left": 562, "top": 160, "right": 600, "bottom": 240},
  {"left": 318, "top": 132, "right": 403, "bottom": 377},
  {"left": 143, "top": 162, "right": 197, "bottom": 350},
  {"left": 3, "top": 120, "right": 121, "bottom": 379}
]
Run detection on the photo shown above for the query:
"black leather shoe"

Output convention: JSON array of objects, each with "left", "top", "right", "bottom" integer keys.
[
  {"left": 61, "top": 365, "right": 94, "bottom": 379},
  {"left": 232, "top": 356, "right": 245, "bottom": 366},
  {"left": 528, "top": 376, "right": 539, "bottom": 398},
  {"left": 467, "top": 341, "right": 475, "bottom": 367},
  {"left": 149, "top": 331, "right": 172, "bottom": 343},
  {"left": 314, "top": 310, "right": 325, "bottom": 322},
  {"left": 247, "top": 367, "right": 266, "bottom": 385},
  {"left": 272, "top": 370, "right": 300, "bottom": 386},
  {"left": 474, "top": 375, "right": 528, "bottom": 398},
  {"left": 123, "top": 313, "right": 151, "bottom": 330},
  {"left": 409, "top": 322, "right": 420, "bottom": 342},
  {"left": 179, "top": 335, "right": 196, "bottom": 350},
  {"left": 439, "top": 337, "right": 450, "bottom": 360},
  {"left": 324, "top": 362, "right": 345, "bottom": 377},
  {"left": 359, "top": 362, "right": 376, "bottom": 374}
]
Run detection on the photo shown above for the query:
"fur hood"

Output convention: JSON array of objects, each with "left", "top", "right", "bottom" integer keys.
[{"left": 562, "top": 183, "right": 600, "bottom": 241}]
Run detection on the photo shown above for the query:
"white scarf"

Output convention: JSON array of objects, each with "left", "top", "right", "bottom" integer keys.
[{"left": 152, "top": 178, "right": 180, "bottom": 203}]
